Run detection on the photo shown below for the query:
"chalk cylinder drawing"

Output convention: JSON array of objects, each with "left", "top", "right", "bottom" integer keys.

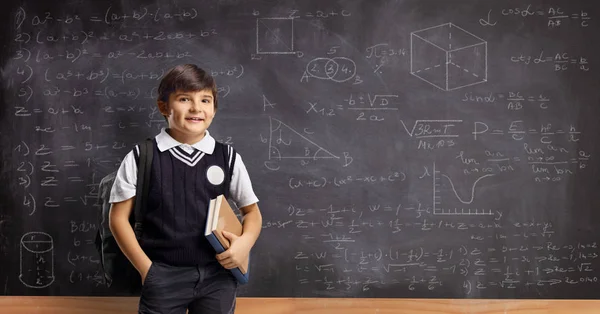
[{"left": 19, "top": 232, "right": 55, "bottom": 288}]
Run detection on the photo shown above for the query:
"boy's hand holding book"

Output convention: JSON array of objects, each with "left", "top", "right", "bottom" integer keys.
[
  {"left": 215, "top": 231, "right": 252, "bottom": 270},
  {"left": 205, "top": 194, "right": 251, "bottom": 283}
]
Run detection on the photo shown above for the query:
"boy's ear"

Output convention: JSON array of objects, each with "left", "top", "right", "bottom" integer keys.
[{"left": 157, "top": 100, "right": 169, "bottom": 116}]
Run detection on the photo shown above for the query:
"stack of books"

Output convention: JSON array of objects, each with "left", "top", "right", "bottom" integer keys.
[{"left": 204, "top": 194, "right": 250, "bottom": 284}]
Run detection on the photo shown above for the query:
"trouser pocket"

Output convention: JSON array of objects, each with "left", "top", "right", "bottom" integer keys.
[{"left": 138, "top": 263, "right": 199, "bottom": 313}]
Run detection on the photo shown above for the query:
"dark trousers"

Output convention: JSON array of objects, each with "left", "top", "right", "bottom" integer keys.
[{"left": 139, "top": 262, "right": 238, "bottom": 314}]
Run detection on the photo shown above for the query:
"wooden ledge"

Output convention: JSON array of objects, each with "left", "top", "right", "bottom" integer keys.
[{"left": 1, "top": 297, "right": 600, "bottom": 313}]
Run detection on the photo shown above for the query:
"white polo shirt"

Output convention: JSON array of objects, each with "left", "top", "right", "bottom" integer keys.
[{"left": 109, "top": 128, "right": 259, "bottom": 209}]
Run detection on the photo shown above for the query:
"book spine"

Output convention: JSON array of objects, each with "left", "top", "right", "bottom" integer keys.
[
  {"left": 206, "top": 234, "right": 225, "bottom": 253},
  {"left": 231, "top": 267, "right": 248, "bottom": 285},
  {"left": 206, "top": 234, "right": 250, "bottom": 285}
]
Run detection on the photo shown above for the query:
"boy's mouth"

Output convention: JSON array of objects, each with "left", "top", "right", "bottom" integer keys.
[{"left": 186, "top": 117, "right": 204, "bottom": 122}]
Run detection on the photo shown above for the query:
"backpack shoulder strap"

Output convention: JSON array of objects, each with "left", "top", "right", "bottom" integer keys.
[
  {"left": 220, "top": 143, "right": 236, "bottom": 198},
  {"left": 133, "top": 138, "right": 154, "bottom": 237}
]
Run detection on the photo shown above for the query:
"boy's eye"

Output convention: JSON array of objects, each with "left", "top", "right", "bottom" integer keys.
[
  {"left": 202, "top": 99, "right": 211, "bottom": 103},
  {"left": 179, "top": 97, "right": 190, "bottom": 101}
]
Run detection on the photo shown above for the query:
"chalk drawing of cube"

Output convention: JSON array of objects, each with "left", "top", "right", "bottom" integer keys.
[
  {"left": 256, "top": 17, "right": 295, "bottom": 54},
  {"left": 411, "top": 23, "right": 487, "bottom": 91}
]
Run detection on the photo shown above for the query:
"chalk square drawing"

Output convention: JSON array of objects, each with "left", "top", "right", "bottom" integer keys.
[
  {"left": 410, "top": 23, "right": 487, "bottom": 91},
  {"left": 256, "top": 17, "right": 295, "bottom": 54}
]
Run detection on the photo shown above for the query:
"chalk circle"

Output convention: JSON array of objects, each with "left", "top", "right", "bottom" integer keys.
[
  {"left": 21, "top": 232, "right": 53, "bottom": 253},
  {"left": 329, "top": 57, "right": 357, "bottom": 83},
  {"left": 306, "top": 58, "right": 335, "bottom": 80},
  {"left": 305, "top": 57, "right": 356, "bottom": 82},
  {"left": 324, "top": 59, "right": 340, "bottom": 78},
  {"left": 207, "top": 165, "right": 225, "bottom": 185}
]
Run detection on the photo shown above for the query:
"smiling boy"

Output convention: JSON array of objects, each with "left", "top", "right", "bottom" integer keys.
[{"left": 108, "top": 64, "right": 262, "bottom": 313}]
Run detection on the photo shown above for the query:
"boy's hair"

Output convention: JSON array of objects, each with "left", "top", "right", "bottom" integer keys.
[{"left": 157, "top": 64, "right": 218, "bottom": 110}]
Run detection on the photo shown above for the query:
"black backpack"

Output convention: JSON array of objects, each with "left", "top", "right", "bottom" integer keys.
[{"left": 95, "top": 138, "right": 153, "bottom": 294}]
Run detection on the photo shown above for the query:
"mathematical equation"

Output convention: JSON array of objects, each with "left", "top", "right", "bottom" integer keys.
[
  {"left": 306, "top": 93, "right": 399, "bottom": 122},
  {"left": 288, "top": 171, "right": 405, "bottom": 189},
  {"left": 402, "top": 119, "right": 583, "bottom": 142},
  {"left": 461, "top": 91, "right": 551, "bottom": 110},
  {"left": 15, "top": 5, "right": 199, "bottom": 28},
  {"left": 291, "top": 241, "right": 598, "bottom": 292},
  {"left": 13, "top": 47, "right": 195, "bottom": 63},
  {"left": 511, "top": 51, "right": 589, "bottom": 71},
  {"left": 480, "top": 5, "right": 592, "bottom": 28},
  {"left": 365, "top": 43, "right": 407, "bottom": 73}
]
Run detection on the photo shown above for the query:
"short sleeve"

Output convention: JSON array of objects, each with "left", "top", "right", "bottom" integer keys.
[
  {"left": 109, "top": 149, "right": 138, "bottom": 203},
  {"left": 229, "top": 152, "right": 259, "bottom": 208}
]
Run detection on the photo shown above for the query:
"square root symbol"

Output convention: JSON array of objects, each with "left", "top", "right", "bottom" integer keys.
[
  {"left": 256, "top": 17, "right": 295, "bottom": 54},
  {"left": 411, "top": 23, "right": 487, "bottom": 91}
]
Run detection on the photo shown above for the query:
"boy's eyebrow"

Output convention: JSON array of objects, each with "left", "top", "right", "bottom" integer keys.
[{"left": 174, "top": 93, "right": 213, "bottom": 99}]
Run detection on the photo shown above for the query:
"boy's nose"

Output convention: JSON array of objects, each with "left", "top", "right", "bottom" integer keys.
[{"left": 189, "top": 103, "right": 201, "bottom": 112}]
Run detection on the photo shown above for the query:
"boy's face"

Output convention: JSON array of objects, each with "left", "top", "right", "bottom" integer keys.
[{"left": 158, "top": 89, "right": 216, "bottom": 144}]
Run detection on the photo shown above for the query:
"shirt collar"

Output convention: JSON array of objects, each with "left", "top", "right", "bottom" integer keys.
[{"left": 155, "top": 128, "right": 216, "bottom": 154}]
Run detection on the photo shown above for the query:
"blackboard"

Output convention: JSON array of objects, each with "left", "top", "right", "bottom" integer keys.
[{"left": 1, "top": 0, "right": 600, "bottom": 299}]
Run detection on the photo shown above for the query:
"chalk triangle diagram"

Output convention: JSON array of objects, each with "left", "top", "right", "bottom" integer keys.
[{"left": 268, "top": 117, "right": 338, "bottom": 161}]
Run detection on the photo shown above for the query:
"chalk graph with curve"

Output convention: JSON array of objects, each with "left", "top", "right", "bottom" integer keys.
[{"left": 432, "top": 162, "right": 495, "bottom": 216}]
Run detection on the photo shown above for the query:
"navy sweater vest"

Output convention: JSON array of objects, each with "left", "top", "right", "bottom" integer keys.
[{"left": 136, "top": 140, "right": 235, "bottom": 266}]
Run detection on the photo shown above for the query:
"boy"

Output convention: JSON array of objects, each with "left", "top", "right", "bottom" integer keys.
[{"left": 109, "top": 64, "right": 262, "bottom": 314}]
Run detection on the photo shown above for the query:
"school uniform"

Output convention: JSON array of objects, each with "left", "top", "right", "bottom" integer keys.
[{"left": 110, "top": 128, "right": 259, "bottom": 314}]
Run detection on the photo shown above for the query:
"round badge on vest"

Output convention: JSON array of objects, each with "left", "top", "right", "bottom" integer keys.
[{"left": 206, "top": 165, "right": 225, "bottom": 185}]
